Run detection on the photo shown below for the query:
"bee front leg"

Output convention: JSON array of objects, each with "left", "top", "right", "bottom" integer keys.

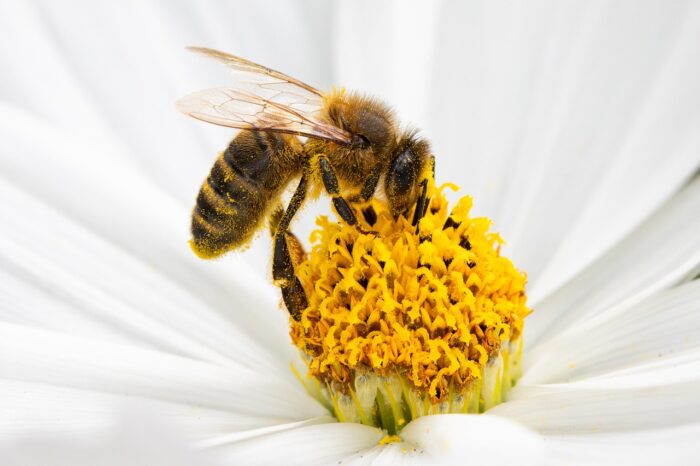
[
  {"left": 411, "top": 178, "right": 429, "bottom": 227},
  {"left": 411, "top": 155, "right": 436, "bottom": 228},
  {"left": 273, "top": 174, "right": 309, "bottom": 321}
]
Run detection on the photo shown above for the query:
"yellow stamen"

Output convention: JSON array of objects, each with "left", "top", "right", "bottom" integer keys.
[{"left": 290, "top": 182, "right": 531, "bottom": 433}]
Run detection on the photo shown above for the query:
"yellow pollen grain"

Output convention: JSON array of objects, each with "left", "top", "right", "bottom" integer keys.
[
  {"left": 290, "top": 182, "right": 531, "bottom": 402},
  {"left": 379, "top": 434, "right": 402, "bottom": 445}
]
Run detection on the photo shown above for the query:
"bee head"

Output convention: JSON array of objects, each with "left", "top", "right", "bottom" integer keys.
[
  {"left": 385, "top": 133, "right": 432, "bottom": 219},
  {"left": 326, "top": 93, "right": 397, "bottom": 158}
]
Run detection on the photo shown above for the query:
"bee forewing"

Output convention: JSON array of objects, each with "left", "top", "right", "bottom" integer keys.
[
  {"left": 179, "top": 47, "right": 352, "bottom": 144},
  {"left": 233, "top": 81, "right": 322, "bottom": 114},
  {"left": 187, "top": 46, "right": 324, "bottom": 103},
  {"left": 176, "top": 87, "right": 352, "bottom": 143}
]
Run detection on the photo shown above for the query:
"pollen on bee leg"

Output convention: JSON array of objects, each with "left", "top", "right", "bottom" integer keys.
[{"left": 288, "top": 181, "right": 531, "bottom": 435}]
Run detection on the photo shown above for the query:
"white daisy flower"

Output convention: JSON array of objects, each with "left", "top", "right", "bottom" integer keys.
[{"left": 1, "top": 1, "right": 699, "bottom": 465}]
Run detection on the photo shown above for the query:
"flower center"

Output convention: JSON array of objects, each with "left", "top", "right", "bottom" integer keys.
[{"left": 289, "top": 183, "right": 531, "bottom": 434}]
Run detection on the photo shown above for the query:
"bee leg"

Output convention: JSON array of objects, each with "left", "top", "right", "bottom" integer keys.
[
  {"left": 318, "top": 156, "right": 358, "bottom": 225},
  {"left": 318, "top": 156, "right": 376, "bottom": 235},
  {"left": 270, "top": 203, "right": 307, "bottom": 269},
  {"left": 280, "top": 228, "right": 307, "bottom": 319},
  {"left": 268, "top": 204, "right": 284, "bottom": 238},
  {"left": 274, "top": 229, "right": 308, "bottom": 321},
  {"left": 352, "top": 165, "right": 383, "bottom": 203},
  {"left": 361, "top": 205, "right": 378, "bottom": 227},
  {"left": 272, "top": 174, "right": 309, "bottom": 320},
  {"left": 411, "top": 178, "right": 429, "bottom": 228},
  {"left": 343, "top": 165, "right": 382, "bottom": 227},
  {"left": 411, "top": 155, "right": 435, "bottom": 228},
  {"left": 353, "top": 166, "right": 382, "bottom": 228},
  {"left": 273, "top": 174, "right": 308, "bottom": 281}
]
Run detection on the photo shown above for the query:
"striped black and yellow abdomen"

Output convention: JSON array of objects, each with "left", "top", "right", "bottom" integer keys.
[{"left": 190, "top": 130, "right": 302, "bottom": 259}]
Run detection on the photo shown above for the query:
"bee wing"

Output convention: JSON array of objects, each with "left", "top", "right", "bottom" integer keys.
[
  {"left": 186, "top": 47, "right": 323, "bottom": 102},
  {"left": 178, "top": 47, "right": 352, "bottom": 144}
]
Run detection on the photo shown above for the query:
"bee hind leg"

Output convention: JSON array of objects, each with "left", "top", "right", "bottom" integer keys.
[
  {"left": 273, "top": 174, "right": 309, "bottom": 321},
  {"left": 277, "top": 231, "right": 307, "bottom": 320},
  {"left": 268, "top": 204, "right": 284, "bottom": 238}
]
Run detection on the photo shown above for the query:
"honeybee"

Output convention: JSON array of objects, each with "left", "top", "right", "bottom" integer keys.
[{"left": 177, "top": 47, "right": 434, "bottom": 320}]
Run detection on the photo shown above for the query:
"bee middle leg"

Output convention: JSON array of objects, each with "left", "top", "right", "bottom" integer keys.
[
  {"left": 272, "top": 174, "right": 309, "bottom": 320},
  {"left": 350, "top": 165, "right": 382, "bottom": 227},
  {"left": 319, "top": 156, "right": 378, "bottom": 235},
  {"left": 349, "top": 165, "right": 382, "bottom": 204},
  {"left": 318, "top": 156, "right": 360, "bottom": 227}
]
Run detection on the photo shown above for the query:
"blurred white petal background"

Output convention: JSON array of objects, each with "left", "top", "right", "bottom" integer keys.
[{"left": 1, "top": 0, "right": 699, "bottom": 465}]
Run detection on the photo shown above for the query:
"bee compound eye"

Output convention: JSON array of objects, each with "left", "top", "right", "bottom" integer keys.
[{"left": 351, "top": 134, "right": 371, "bottom": 149}]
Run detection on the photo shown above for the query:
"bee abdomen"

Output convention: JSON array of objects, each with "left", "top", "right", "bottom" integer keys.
[
  {"left": 190, "top": 152, "right": 267, "bottom": 258},
  {"left": 190, "top": 131, "right": 299, "bottom": 259}
]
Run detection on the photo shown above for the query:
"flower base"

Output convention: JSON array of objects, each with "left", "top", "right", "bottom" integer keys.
[
  {"left": 307, "top": 337, "right": 521, "bottom": 434},
  {"left": 289, "top": 183, "right": 530, "bottom": 433}
]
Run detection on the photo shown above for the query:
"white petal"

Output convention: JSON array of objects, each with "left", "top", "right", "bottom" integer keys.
[
  {"left": 522, "top": 279, "right": 700, "bottom": 385},
  {"left": 332, "top": 2, "right": 700, "bottom": 294},
  {"left": 0, "top": 1, "right": 131, "bottom": 168},
  {"left": 526, "top": 175, "right": 700, "bottom": 347},
  {"left": 339, "top": 442, "right": 407, "bottom": 466},
  {"left": 491, "top": 380, "right": 700, "bottom": 434},
  {"left": 523, "top": 2, "right": 700, "bottom": 297},
  {"left": 0, "top": 322, "right": 325, "bottom": 441},
  {"left": 192, "top": 417, "right": 334, "bottom": 449},
  {"left": 543, "top": 423, "right": 700, "bottom": 466},
  {"left": 579, "top": 349, "right": 700, "bottom": 389},
  {"left": 0, "top": 380, "right": 270, "bottom": 442},
  {"left": 207, "top": 422, "right": 383, "bottom": 466},
  {"left": 207, "top": 415, "right": 546, "bottom": 466},
  {"left": 0, "top": 107, "right": 297, "bottom": 374},
  {"left": 423, "top": 2, "right": 700, "bottom": 291},
  {"left": 394, "top": 414, "right": 546, "bottom": 466},
  {"left": 0, "top": 0, "right": 335, "bottom": 207},
  {"left": 0, "top": 173, "right": 291, "bottom": 373},
  {"left": 1, "top": 406, "right": 218, "bottom": 466}
]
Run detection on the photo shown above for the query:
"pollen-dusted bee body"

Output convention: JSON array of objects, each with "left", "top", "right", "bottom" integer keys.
[
  {"left": 178, "top": 47, "right": 435, "bottom": 320},
  {"left": 191, "top": 131, "right": 302, "bottom": 258}
]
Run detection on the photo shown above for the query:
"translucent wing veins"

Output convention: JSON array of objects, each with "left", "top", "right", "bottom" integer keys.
[
  {"left": 186, "top": 47, "right": 323, "bottom": 99},
  {"left": 178, "top": 47, "right": 351, "bottom": 144}
]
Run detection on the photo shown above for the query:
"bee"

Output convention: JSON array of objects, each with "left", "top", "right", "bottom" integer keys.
[{"left": 177, "top": 47, "right": 434, "bottom": 320}]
